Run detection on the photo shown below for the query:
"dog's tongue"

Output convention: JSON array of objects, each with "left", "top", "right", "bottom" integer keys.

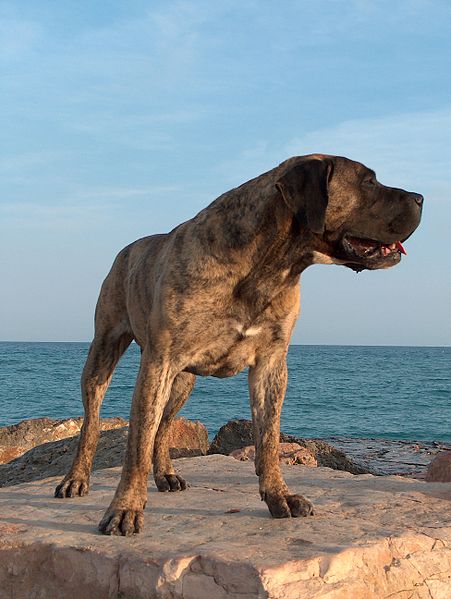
[{"left": 396, "top": 241, "right": 407, "bottom": 255}]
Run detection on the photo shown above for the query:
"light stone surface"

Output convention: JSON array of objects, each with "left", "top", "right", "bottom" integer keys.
[{"left": 0, "top": 455, "right": 450, "bottom": 599}]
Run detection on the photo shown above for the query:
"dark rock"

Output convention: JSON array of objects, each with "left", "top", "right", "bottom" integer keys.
[
  {"left": 208, "top": 419, "right": 371, "bottom": 475},
  {"left": 425, "top": 450, "right": 451, "bottom": 482},
  {"left": 208, "top": 419, "right": 254, "bottom": 456},
  {"left": 284, "top": 436, "right": 371, "bottom": 475}
]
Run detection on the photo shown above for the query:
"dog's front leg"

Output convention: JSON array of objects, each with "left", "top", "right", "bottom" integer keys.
[
  {"left": 248, "top": 353, "right": 314, "bottom": 518},
  {"left": 98, "top": 351, "right": 175, "bottom": 536}
]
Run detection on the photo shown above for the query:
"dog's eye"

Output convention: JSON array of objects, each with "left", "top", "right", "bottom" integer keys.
[{"left": 364, "top": 177, "right": 376, "bottom": 186}]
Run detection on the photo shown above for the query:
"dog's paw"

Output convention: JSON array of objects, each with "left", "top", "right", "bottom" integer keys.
[
  {"left": 98, "top": 507, "right": 144, "bottom": 536},
  {"left": 54, "top": 477, "right": 89, "bottom": 498},
  {"left": 154, "top": 474, "right": 187, "bottom": 492},
  {"left": 263, "top": 492, "right": 314, "bottom": 518}
]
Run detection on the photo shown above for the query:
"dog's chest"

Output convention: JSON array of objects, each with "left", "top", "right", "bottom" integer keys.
[
  {"left": 183, "top": 319, "right": 279, "bottom": 378},
  {"left": 184, "top": 340, "right": 256, "bottom": 378},
  {"left": 168, "top": 278, "right": 299, "bottom": 378}
]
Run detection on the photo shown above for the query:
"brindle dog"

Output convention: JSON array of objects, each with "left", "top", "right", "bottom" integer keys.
[{"left": 55, "top": 154, "right": 423, "bottom": 535}]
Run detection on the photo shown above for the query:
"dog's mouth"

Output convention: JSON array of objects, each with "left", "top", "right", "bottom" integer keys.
[
  {"left": 339, "top": 234, "right": 407, "bottom": 272},
  {"left": 344, "top": 235, "right": 406, "bottom": 258}
]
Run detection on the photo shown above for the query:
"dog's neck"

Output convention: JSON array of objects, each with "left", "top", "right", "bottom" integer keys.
[
  {"left": 231, "top": 191, "right": 318, "bottom": 316},
  {"left": 235, "top": 241, "right": 314, "bottom": 315},
  {"left": 193, "top": 173, "right": 321, "bottom": 318}
]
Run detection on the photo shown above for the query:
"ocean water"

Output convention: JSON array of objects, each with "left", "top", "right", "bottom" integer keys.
[{"left": 0, "top": 342, "right": 449, "bottom": 442}]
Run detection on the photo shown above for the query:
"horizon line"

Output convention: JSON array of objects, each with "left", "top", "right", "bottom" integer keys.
[{"left": 0, "top": 340, "right": 449, "bottom": 349}]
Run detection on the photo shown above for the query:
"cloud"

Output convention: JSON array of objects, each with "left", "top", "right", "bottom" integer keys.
[
  {"left": 72, "top": 184, "right": 181, "bottom": 201},
  {"left": 65, "top": 110, "right": 202, "bottom": 151},
  {"left": 0, "top": 182, "right": 181, "bottom": 218},
  {"left": 0, "top": 151, "right": 59, "bottom": 173},
  {"left": 285, "top": 107, "right": 451, "bottom": 199},
  {"left": 217, "top": 107, "right": 451, "bottom": 201},
  {"left": 0, "top": 182, "right": 197, "bottom": 239},
  {"left": 0, "top": 200, "right": 101, "bottom": 229}
]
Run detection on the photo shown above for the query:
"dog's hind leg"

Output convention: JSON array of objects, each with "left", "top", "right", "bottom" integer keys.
[
  {"left": 152, "top": 372, "right": 196, "bottom": 492},
  {"left": 54, "top": 329, "right": 133, "bottom": 498},
  {"left": 248, "top": 351, "right": 314, "bottom": 518}
]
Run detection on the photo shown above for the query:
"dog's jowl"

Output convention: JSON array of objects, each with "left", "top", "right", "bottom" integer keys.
[{"left": 54, "top": 154, "right": 423, "bottom": 536}]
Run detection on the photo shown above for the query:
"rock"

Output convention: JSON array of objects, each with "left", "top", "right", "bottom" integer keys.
[
  {"left": 166, "top": 417, "right": 209, "bottom": 458},
  {"left": 0, "top": 416, "right": 127, "bottom": 464},
  {"left": 0, "top": 417, "right": 208, "bottom": 488},
  {"left": 230, "top": 442, "right": 318, "bottom": 467},
  {"left": 208, "top": 419, "right": 254, "bottom": 455},
  {"left": 279, "top": 443, "right": 317, "bottom": 466},
  {"left": 288, "top": 438, "right": 370, "bottom": 475},
  {"left": 325, "top": 437, "right": 451, "bottom": 478},
  {"left": 229, "top": 445, "right": 257, "bottom": 461},
  {"left": 0, "top": 455, "right": 450, "bottom": 598},
  {"left": 0, "top": 428, "right": 126, "bottom": 488},
  {"left": 209, "top": 419, "right": 369, "bottom": 475},
  {"left": 426, "top": 450, "right": 451, "bottom": 482}
]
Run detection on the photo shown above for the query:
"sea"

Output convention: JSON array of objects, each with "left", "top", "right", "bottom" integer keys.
[{"left": 0, "top": 342, "right": 450, "bottom": 443}]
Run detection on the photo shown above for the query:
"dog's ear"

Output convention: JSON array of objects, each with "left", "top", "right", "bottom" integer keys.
[{"left": 275, "top": 158, "right": 333, "bottom": 234}]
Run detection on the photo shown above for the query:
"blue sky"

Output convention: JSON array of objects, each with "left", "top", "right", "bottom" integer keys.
[{"left": 1, "top": 0, "right": 450, "bottom": 345}]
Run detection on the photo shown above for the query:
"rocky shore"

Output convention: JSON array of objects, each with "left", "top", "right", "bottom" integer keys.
[
  {"left": 1, "top": 417, "right": 449, "bottom": 487},
  {"left": 0, "top": 417, "right": 450, "bottom": 598},
  {"left": 323, "top": 436, "right": 451, "bottom": 478}
]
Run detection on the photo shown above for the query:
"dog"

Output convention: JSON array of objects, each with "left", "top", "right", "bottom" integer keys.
[{"left": 55, "top": 154, "right": 423, "bottom": 535}]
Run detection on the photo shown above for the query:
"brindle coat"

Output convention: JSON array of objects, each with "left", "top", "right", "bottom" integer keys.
[{"left": 55, "top": 154, "right": 423, "bottom": 535}]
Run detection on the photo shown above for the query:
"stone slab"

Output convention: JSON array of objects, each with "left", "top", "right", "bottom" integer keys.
[
  {"left": 325, "top": 437, "right": 451, "bottom": 478},
  {"left": 0, "top": 455, "right": 450, "bottom": 598}
]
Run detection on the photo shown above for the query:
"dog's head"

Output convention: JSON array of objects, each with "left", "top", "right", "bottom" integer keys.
[{"left": 276, "top": 154, "right": 423, "bottom": 271}]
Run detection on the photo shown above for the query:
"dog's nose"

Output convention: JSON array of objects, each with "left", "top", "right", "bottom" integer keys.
[{"left": 410, "top": 193, "right": 424, "bottom": 207}]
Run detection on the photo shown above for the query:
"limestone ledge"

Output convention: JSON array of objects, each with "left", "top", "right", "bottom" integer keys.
[{"left": 0, "top": 455, "right": 450, "bottom": 599}]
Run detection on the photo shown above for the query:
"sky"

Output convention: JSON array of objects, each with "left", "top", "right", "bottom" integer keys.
[{"left": 1, "top": 0, "right": 450, "bottom": 345}]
